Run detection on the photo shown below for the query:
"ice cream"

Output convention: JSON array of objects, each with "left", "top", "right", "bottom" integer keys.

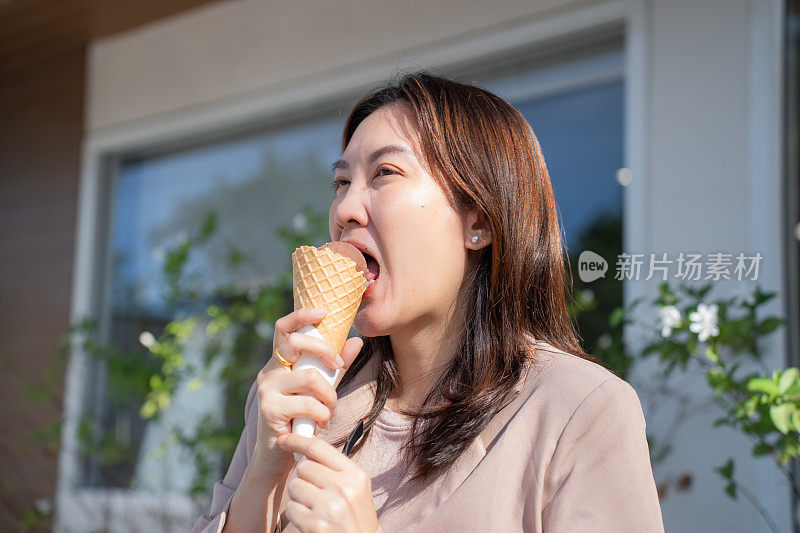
[{"left": 290, "top": 241, "right": 368, "bottom": 460}]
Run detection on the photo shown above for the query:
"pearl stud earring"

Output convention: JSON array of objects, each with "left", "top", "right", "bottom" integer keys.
[{"left": 471, "top": 235, "right": 480, "bottom": 244}]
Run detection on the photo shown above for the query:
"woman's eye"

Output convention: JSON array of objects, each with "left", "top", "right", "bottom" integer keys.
[
  {"left": 331, "top": 167, "right": 395, "bottom": 191},
  {"left": 330, "top": 177, "right": 349, "bottom": 191}
]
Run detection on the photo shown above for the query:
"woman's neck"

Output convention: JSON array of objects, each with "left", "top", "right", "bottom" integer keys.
[{"left": 387, "top": 307, "right": 464, "bottom": 411}]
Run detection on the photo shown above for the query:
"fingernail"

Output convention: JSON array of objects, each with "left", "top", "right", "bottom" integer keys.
[{"left": 335, "top": 355, "right": 345, "bottom": 367}]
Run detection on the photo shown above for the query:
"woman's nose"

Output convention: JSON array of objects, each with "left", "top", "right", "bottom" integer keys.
[{"left": 332, "top": 184, "right": 369, "bottom": 230}]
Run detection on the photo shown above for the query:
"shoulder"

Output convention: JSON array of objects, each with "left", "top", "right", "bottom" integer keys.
[
  {"left": 515, "top": 340, "right": 644, "bottom": 430},
  {"left": 523, "top": 339, "right": 630, "bottom": 393},
  {"left": 524, "top": 344, "right": 663, "bottom": 530}
]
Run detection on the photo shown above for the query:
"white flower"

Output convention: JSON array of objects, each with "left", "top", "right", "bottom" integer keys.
[
  {"left": 688, "top": 303, "right": 720, "bottom": 342},
  {"left": 581, "top": 289, "right": 595, "bottom": 304},
  {"left": 292, "top": 213, "right": 308, "bottom": 232},
  {"left": 658, "top": 305, "right": 682, "bottom": 337},
  {"left": 139, "top": 331, "right": 157, "bottom": 349},
  {"left": 255, "top": 321, "right": 275, "bottom": 339}
]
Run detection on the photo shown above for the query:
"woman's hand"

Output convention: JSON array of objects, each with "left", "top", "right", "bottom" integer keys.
[
  {"left": 277, "top": 433, "right": 379, "bottom": 533},
  {"left": 251, "top": 307, "right": 365, "bottom": 482}
]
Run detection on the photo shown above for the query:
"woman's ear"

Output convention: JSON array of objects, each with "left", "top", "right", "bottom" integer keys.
[{"left": 464, "top": 209, "right": 492, "bottom": 250}]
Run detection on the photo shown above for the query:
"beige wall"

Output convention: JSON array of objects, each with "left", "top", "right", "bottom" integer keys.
[{"left": 87, "top": 0, "right": 586, "bottom": 130}]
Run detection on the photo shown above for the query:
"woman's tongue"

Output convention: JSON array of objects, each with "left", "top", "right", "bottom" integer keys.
[{"left": 366, "top": 257, "right": 380, "bottom": 283}]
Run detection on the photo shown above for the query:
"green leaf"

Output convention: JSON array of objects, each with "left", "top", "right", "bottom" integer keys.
[
  {"left": 609, "top": 307, "right": 625, "bottom": 328},
  {"left": 747, "top": 378, "right": 779, "bottom": 395},
  {"left": 698, "top": 284, "right": 713, "bottom": 298},
  {"left": 657, "top": 283, "right": 676, "bottom": 305},
  {"left": 783, "top": 381, "right": 800, "bottom": 401},
  {"left": 757, "top": 317, "right": 784, "bottom": 335},
  {"left": 752, "top": 443, "right": 772, "bottom": 456},
  {"left": 754, "top": 288, "right": 776, "bottom": 306},
  {"left": 149, "top": 375, "right": 163, "bottom": 389},
  {"left": 140, "top": 401, "right": 157, "bottom": 419},
  {"left": 770, "top": 404, "right": 795, "bottom": 434},
  {"left": 779, "top": 368, "right": 800, "bottom": 395},
  {"left": 715, "top": 458, "right": 734, "bottom": 480},
  {"left": 705, "top": 346, "right": 719, "bottom": 364},
  {"left": 725, "top": 482, "right": 737, "bottom": 499},
  {"left": 198, "top": 211, "right": 218, "bottom": 242}
]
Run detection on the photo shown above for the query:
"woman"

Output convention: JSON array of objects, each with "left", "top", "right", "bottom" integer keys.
[{"left": 192, "top": 71, "right": 664, "bottom": 533}]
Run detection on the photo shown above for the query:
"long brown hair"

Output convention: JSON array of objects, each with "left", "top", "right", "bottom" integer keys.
[{"left": 332, "top": 70, "right": 590, "bottom": 484}]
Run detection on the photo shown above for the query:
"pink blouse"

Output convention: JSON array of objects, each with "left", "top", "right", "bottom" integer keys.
[{"left": 191, "top": 340, "right": 665, "bottom": 532}]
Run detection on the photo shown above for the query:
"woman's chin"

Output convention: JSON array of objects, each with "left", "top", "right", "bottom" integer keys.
[{"left": 353, "top": 308, "right": 391, "bottom": 338}]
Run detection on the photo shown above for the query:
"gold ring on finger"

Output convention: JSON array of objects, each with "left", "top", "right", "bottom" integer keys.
[{"left": 274, "top": 348, "right": 292, "bottom": 367}]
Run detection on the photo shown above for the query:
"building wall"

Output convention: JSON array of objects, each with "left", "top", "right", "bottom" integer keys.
[
  {"left": 644, "top": 1, "right": 788, "bottom": 529},
  {"left": 86, "top": 0, "right": 577, "bottom": 131},
  {"left": 0, "top": 47, "right": 84, "bottom": 532},
  {"left": 78, "top": 0, "right": 790, "bottom": 531}
]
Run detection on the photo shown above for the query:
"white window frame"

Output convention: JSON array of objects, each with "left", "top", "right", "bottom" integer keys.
[{"left": 58, "top": 2, "right": 639, "bottom": 531}]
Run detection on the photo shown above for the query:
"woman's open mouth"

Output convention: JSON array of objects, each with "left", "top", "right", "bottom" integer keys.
[{"left": 363, "top": 252, "right": 380, "bottom": 285}]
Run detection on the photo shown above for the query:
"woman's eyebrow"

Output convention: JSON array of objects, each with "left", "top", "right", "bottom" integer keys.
[{"left": 330, "top": 145, "right": 413, "bottom": 172}]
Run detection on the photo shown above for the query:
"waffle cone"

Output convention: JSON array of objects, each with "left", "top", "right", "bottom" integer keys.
[{"left": 292, "top": 245, "right": 367, "bottom": 354}]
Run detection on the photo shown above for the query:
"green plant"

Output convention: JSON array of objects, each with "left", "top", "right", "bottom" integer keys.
[
  {"left": 126, "top": 204, "right": 330, "bottom": 497},
  {"left": 616, "top": 281, "right": 790, "bottom": 532},
  {"left": 27, "top": 204, "right": 329, "bottom": 513}
]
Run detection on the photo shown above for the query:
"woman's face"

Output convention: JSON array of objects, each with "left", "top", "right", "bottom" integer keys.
[{"left": 329, "top": 102, "right": 471, "bottom": 338}]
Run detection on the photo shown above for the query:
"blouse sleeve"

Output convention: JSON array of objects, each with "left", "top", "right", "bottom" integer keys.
[
  {"left": 190, "top": 378, "right": 259, "bottom": 533},
  {"left": 540, "top": 377, "right": 665, "bottom": 533}
]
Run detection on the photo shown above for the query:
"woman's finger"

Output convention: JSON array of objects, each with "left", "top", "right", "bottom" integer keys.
[
  {"left": 340, "top": 336, "right": 364, "bottom": 368},
  {"left": 334, "top": 336, "right": 365, "bottom": 389},
  {"left": 274, "top": 307, "right": 328, "bottom": 341},
  {"left": 286, "top": 474, "right": 324, "bottom": 508},
  {"left": 277, "top": 331, "right": 341, "bottom": 370},
  {"left": 277, "top": 434, "right": 350, "bottom": 471},
  {"left": 284, "top": 500, "right": 315, "bottom": 532},
  {"left": 276, "top": 395, "right": 332, "bottom": 426},
  {"left": 279, "top": 368, "right": 338, "bottom": 413},
  {"left": 295, "top": 455, "right": 334, "bottom": 489}
]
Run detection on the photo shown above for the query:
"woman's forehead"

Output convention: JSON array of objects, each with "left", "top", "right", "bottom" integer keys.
[{"left": 353, "top": 104, "right": 418, "bottom": 145}]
